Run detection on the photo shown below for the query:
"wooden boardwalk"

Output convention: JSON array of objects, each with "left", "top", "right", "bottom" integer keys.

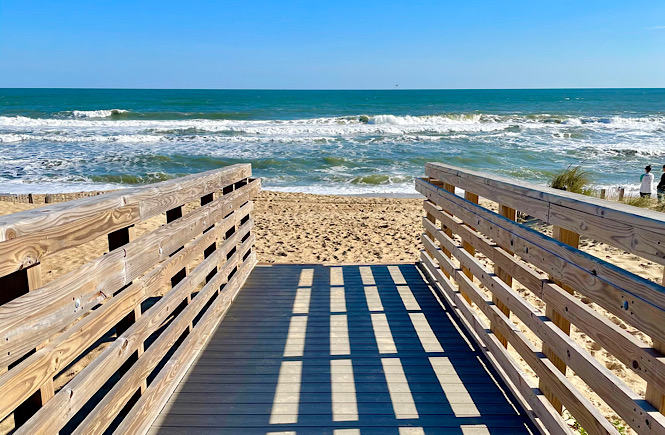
[{"left": 149, "top": 263, "right": 535, "bottom": 434}]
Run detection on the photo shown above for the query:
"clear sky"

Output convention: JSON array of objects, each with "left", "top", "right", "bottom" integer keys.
[{"left": 1, "top": 0, "right": 664, "bottom": 89}]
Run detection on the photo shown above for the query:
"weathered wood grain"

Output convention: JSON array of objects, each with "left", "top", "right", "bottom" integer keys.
[
  {"left": 424, "top": 210, "right": 665, "bottom": 397},
  {"left": 0, "top": 164, "right": 252, "bottom": 276},
  {"left": 0, "top": 209, "right": 247, "bottom": 422},
  {"left": 0, "top": 203, "right": 139, "bottom": 278},
  {"left": 420, "top": 250, "right": 576, "bottom": 435},
  {"left": 425, "top": 222, "right": 665, "bottom": 433},
  {"left": 112, "top": 253, "right": 256, "bottom": 435},
  {"left": 542, "top": 281, "right": 665, "bottom": 395},
  {"left": 0, "top": 249, "right": 127, "bottom": 367},
  {"left": 421, "top": 240, "right": 617, "bottom": 435},
  {"left": 541, "top": 226, "right": 580, "bottom": 413},
  {"left": 15, "top": 224, "right": 254, "bottom": 434},
  {"left": 0, "top": 165, "right": 257, "bottom": 433},
  {"left": 73, "top": 240, "right": 255, "bottom": 435},
  {"left": 416, "top": 178, "right": 665, "bottom": 345},
  {"left": 0, "top": 182, "right": 257, "bottom": 368},
  {"left": 425, "top": 162, "right": 665, "bottom": 266},
  {"left": 423, "top": 201, "right": 547, "bottom": 291}
]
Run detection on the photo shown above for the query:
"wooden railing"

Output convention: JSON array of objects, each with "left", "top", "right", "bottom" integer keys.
[
  {"left": 0, "top": 164, "right": 260, "bottom": 434},
  {"left": 417, "top": 162, "right": 665, "bottom": 435}
]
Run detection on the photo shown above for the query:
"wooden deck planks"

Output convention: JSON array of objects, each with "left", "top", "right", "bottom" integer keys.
[{"left": 149, "top": 264, "right": 535, "bottom": 434}]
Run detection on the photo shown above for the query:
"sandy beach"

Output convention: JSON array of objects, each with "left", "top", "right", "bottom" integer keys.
[{"left": 1, "top": 189, "right": 662, "bottom": 434}]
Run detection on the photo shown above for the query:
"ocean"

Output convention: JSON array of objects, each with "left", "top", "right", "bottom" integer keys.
[{"left": 1, "top": 88, "right": 664, "bottom": 196}]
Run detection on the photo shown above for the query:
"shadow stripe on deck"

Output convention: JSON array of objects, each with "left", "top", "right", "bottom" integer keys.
[{"left": 150, "top": 264, "right": 536, "bottom": 434}]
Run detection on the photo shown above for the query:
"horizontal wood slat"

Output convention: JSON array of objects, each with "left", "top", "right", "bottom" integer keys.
[
  {"left": 422, "top": 235, "right": 616, "bottom": 435},
  {"left": 16, "top": 224, "right": 255, "bottom": 434},
  {"left": 425, "top": 162, "right": 665, "bottom": 266},
  {"left": 418, "top": 164, "right": 665, "bottom": 435},
  {"left": 0, "top": 209, "right": 252, "bottom": 422},
  {"left": 72, "top": 239, "right": 256, "bottom": 435},
  {"left": 0, "top": 179, "right": 259, "bottom": 368},
  {"left": 423, "top": 211, "right": 665, "bottom": 395},
  {"left": 0, "top": 164, "right": 251, "bottom": 275},
  {"left": 0, "top": 165, "right": 258, "bottom": 434},
  {"left": 113, "top": 252, "right": 257, "bottom": 435},
  {"left": 419, "top": 251, "right": 577, "bottom": 435},
  {"left": 417, "top": 177, "right": 665, "bottom": 345}
]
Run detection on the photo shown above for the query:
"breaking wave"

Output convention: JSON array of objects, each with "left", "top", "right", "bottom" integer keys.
[
  {"left": 69, "top": 109, "right": 129, "bottom": 118},
  {"left": 1, "top": 110, "right": 664, "bottom": 195}
]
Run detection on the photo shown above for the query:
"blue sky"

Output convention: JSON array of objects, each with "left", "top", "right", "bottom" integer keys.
[{"left": 0, "top": 0, "right": 664, "bottom": 89}]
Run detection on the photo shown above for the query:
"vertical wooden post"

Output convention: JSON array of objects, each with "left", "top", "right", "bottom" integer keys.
[
  {"left": 109, "top": 225, "right": 146, "bottom": 394},
  {"left": 167, "top": 206, "right": 192, "bottom": 331},
  {"left": 460, "top": 191, "right": 479, "bottom": 304},
  {"left": 540, "top": 225, "right": 580, "bottom": 413},
  {"left": 491, "top": 204, "right": 516, "bottom": 348},
  {"left": 645, "top": 269, "right": 665, "bottom": 414},
  {"left": 201, "top": 193, "right": 218, "bottom": 284},
  {"left": 9, "top": 262, "right": 54, "bottom": 427},
  {"left": 425, "top": 179, "right": 449, "bottom": 278},
  {"left": 619, "top": 187, "right": 625, "bottom": 201},
  {"left": 440, "top": 182, "right": 456, "bottom": 272},
  {"left": 600, "top": 189, "right": 606, "bottom": 200}
]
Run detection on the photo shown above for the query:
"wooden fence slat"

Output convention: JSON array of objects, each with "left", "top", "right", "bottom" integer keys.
[
  {"left": 73, "top": 234, "right": 254, "bottom": 435},
  {"left": 0, "top": 213, "right": 251, "bottom": 423},
  {"left": 420, "top": 248, "right": 598, "bottom": 434},
  {"left": 108, "top": 225, "right": 146, "bottom": 395},
  {"left": 461, "top": 191, "right": 479, "bottom": 305},
  {"left": 15, "top": 222, "right": 253, "bottom": 434},
  {"left": 420, "top": 164, "right": 665, "bottom": 434},
  {"left": 10, "top": 261, "right": 53, "bottom": 427},
  {"left": 423, "top": 213, "right": 665, "bottom": 396},
  {"left": 416, "top": 178, "right": 665, "bottom": 345},
  {"left": 420, "top": 251, "right": 573, "bottom": 435},
  {"left": 0, "top": 165, "right": 257, "bottom": 434},
  {"left": 427, "top": 179, "right": 452, "bottom": 280},
  {"left": 490, "top": 204, "right": 516, "bottom": 348},
  {"left": 112, "top": 253, "right": 257, "bottom": 435},
  {"left": 423, "top": 201, "right": 547, "bottom": 292},
  {"left": 425, "top": 162, "right": 665, "bottom": 266},
  {"left": 0, "top": 202, "right": 139, "bottom": 278},
  {"left": 0, "top": 164, "right": 252, "bottom": 276},
  {"left": 422, "top": 236, "right": 619, "bottom": 435},
  {"left": 646, "top": 269, "right": 665, "bottom": 414},
  {"left": 0, "top": 181, "right": 259, "bottom": 368},
  {"left": 541, "top": 226, "right": 580, "bottom": 413},
  {"left": 426, "top": 221, "right": 665, "bottom": 433},
  {"left": 542, "top": 281, "right": 665, "bottom": 395}
]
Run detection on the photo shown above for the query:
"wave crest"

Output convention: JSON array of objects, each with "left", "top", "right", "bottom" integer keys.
[{"left": 70, "top": 109, "right": 129, "bottom": 118}]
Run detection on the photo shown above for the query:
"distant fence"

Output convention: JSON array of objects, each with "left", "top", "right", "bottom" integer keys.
[
  {"left": 417, "top": 162, "right": 665, "bottom": 435},
  {"left": 0, "top": 191, "right": 110, "bottom": 205},
  {"left": 0, "top": 164, "right": 259, "bottom": 434}
]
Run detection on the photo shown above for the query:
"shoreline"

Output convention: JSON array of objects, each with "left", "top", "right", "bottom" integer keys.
[{"left": 0, "top": 188, "right": 425, "bottom": 204}]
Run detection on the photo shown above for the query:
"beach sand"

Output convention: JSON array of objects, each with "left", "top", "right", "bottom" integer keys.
[{"left": 1, "top": 190, "right": 661, "bottom": 434}]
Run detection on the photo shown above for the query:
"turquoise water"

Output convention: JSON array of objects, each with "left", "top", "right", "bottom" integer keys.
[{"left": 1, "top": 88, "right": 664, "bottom": 195}]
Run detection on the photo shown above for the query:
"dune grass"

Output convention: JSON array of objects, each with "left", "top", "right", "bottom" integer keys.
[
  {"left": 550, "top": 166, "right": 595, "bottom": 196},
  {"left": 621, "top": 195, "right": 652, "bottom": 208}
]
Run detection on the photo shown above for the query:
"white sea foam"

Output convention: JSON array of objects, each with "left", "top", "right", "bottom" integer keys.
[
  {"left": 1, "top": 111, "right": 664, "bottom": 195},
  {"left": 70, "top": 109, "right": 129, "bottom": 118}
]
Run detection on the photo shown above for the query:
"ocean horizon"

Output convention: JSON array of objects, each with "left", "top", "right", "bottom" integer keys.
[{"left": 1, "top": 88, "right": 664, "bottom": 196}]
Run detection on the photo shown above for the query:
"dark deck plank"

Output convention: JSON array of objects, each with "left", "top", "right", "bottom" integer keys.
[{"left": 150, "top": 264, "right": 535, "bottom": 434}]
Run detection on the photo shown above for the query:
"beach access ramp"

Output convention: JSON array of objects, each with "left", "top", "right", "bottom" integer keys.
[{"left": 1, "top": 163, "right": 665, "bottom": 434}]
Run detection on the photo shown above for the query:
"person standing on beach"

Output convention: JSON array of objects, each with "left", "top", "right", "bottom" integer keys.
[
  {"left": 640, "top": 165, "right": 654, "bottom": 198},
  {"left": 657, "top": 165, "right": 665, "bottom": 202}
]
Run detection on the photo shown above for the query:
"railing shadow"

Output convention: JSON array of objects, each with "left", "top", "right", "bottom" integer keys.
[{"left": 155, "top": 264, "right": 535, "bottom": 434}]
